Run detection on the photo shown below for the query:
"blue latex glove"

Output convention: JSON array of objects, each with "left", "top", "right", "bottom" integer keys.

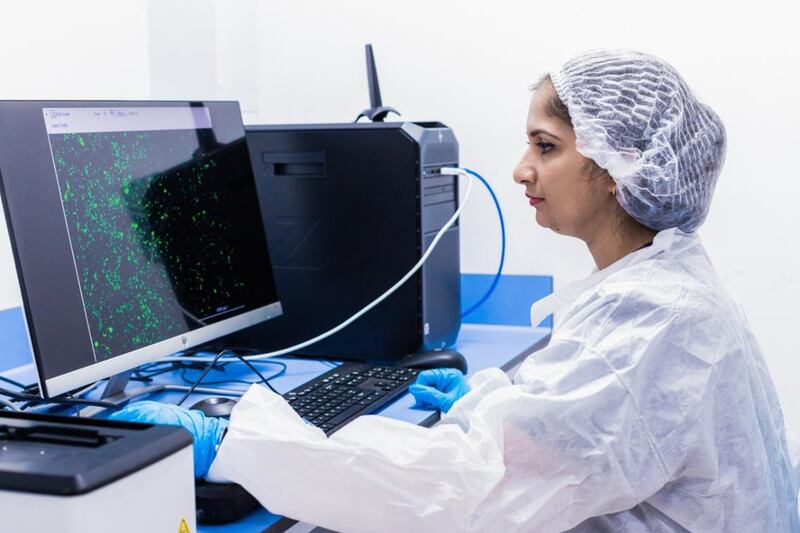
[
  {"left": 408, "top": 368, "right": 470, "bottom": 413},
  {"left": 109, "top": 401, "right": 227, "bottom": 478}
]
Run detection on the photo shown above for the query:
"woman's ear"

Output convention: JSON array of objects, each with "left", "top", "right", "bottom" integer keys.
[{"left": 584, "top": 159, "right": 610, "bottom": 182}]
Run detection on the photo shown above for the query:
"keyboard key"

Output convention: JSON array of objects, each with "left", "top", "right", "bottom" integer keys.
[{"left": 283, "top": 363, "right": 416, "bottom": 433}]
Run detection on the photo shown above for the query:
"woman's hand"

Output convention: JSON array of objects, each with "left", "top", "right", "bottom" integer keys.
[
  {"left": 109, "top": 401, "right": 227, "bottom": 478},
  {"left": 409, "top": 368, "right": 470, "bottom": 413}
]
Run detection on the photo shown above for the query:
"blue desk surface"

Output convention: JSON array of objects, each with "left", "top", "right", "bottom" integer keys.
[
  {"left": 1, "top": 273, "right": 554, "bottom": 532},
  {"left": 0, "top": 323, "right": 550, "bottom": 532}
]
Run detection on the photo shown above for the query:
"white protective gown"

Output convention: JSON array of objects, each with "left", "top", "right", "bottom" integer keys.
[{"left": 209, "top": 228, "right": 800, "bottom": 532}]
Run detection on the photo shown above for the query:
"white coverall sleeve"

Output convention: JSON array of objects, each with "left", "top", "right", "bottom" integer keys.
[
  {"left": 442, "top": 366, "right": 513, "bottom": 432},
  {"left": 208, "top": 385, "right": 506, "bottom": 532},
  {"left": 208, "top": 290, "right": 673, "bottom": 533}
]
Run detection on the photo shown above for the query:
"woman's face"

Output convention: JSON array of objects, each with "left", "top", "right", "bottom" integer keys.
[{"left": 513, "top": 80, "right": 617, "bottom": 241}]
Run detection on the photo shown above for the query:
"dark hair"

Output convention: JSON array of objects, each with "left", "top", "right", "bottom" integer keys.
[{"left": 531, "top": 74, "right": 572, "bottom": 127}]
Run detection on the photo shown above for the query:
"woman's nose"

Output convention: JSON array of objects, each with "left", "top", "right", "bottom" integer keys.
[{"left": 513, "top": 156, "right": 535, "bottom": 184}]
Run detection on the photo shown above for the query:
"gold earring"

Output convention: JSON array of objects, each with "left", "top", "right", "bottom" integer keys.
[{"left": 611, "top": 185, "right": 617, "bottom": 197}]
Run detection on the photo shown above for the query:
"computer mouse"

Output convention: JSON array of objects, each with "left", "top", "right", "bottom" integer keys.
[
  {"left": 396, "top": 349, "right": 468, "bottom": 374},
  {"left": 190, "top": 397, "right": 237, "bottom": 418}
]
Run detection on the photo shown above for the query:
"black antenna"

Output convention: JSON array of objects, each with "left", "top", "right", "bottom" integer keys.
[
  {"left": 356, "top": 44, "right": 400, "bottom": 122},
  {"left": 366, "top": 44, "right": 382, "bottom": 109}
]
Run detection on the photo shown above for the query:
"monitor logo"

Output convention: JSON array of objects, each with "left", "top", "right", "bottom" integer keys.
[{"left": 181, "top": 335, "right": 188, "bottom": 347}]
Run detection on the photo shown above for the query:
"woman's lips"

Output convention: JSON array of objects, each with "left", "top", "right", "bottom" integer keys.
[{"left": 526, "top": 194, "right": 544, "bottom": 206}]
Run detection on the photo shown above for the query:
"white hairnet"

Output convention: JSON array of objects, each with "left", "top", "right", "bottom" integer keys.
[{"left": 550, "top": 50, "right": 727, "bottom": 232}]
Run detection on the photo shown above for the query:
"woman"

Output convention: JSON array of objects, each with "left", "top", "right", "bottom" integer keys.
[{"left": 113, "top": 50, "right": 799, "bottom": 531}]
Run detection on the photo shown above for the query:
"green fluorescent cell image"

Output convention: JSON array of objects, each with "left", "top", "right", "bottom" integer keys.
[{"left": 49, "top": 129, "right": 251, "bottom": 361}]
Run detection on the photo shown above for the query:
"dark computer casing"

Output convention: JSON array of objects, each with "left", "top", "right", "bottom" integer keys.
[{"left": 231, "top": 121, "right": 461, "bottom": 363}]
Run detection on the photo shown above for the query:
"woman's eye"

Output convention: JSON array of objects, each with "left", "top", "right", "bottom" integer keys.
[{"left": 536, "top": 142, "right": 555, "bottom": 154}]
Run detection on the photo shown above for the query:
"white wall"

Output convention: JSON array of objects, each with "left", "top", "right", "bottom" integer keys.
[
  {"left": 0, "top": 1, "right": 150, "bottom": 309},
  {"left": 243, "top": 0, "right": 800, "bottom": 429},
  {"left": 0, "top": 0, "right": 798, "bottom": 430}
]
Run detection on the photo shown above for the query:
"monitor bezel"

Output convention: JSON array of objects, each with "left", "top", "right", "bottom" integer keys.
[{"left": 0, "top": 99, "right": 282, "bottom": 398}]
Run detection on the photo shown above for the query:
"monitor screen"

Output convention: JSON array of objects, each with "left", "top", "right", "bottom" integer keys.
[{"left": 0, "top": 101, "right": 281, "bottom": 397}]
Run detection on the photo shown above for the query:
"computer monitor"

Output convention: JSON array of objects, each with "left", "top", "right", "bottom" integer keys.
[{"left": 0, "top": 101, "right": 282, "bottom": 398}]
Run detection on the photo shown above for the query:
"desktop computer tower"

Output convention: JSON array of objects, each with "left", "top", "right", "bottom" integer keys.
[{"left": 233, "top": 121, "right": 461, "bottom": 362}]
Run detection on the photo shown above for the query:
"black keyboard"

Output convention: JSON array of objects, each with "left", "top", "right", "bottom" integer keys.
[{"left": 282, "top": 363, "right": 420, "bottom": 435}]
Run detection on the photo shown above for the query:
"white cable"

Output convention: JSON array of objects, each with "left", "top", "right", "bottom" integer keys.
[
  {"left": 160, "top": 167, "right": 473, "bottom": 364},
  {"left": 0, "top": 397, "right": 20, "bottom": 411}
]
